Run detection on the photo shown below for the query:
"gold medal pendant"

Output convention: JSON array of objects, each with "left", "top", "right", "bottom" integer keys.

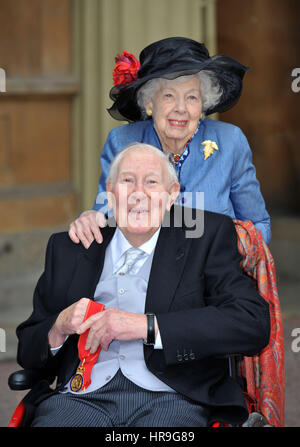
[
  {"left": 70, "top": 360, "right": 85, "bottom": 392},
  {"left": 70, "top": 373, "right": 84, "bottom": 392}
]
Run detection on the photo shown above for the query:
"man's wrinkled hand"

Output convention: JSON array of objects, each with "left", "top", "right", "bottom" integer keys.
[
  {"left": 48, "top": 298, "right": 90, "bottom": 348},
  {"left": 77, "top": 308, "right": 147, "bottom": 353}
]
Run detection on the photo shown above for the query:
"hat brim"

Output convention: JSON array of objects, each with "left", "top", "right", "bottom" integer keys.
[{"left": 108, "top": 55, "right": 250, "bottom": 122}]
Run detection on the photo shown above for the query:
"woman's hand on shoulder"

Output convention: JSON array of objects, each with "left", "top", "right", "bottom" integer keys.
[{"left": 69, "top": 210, "right": 107, "bottom": 249}]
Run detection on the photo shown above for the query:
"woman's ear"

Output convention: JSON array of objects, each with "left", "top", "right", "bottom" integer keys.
[{"left": 145, "top": 100, "right": 153, "bottom": 117}]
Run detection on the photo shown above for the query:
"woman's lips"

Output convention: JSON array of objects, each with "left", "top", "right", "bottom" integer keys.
[{"left": 169, "top": 119, "right": 188, "bottom": 127}]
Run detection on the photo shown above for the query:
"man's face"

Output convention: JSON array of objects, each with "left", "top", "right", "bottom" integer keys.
[{"left": 107, "top": 148, "right": 179, "bottom": 245}]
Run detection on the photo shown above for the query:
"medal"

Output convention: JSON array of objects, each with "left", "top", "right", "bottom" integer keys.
[
  {"left": 70, "top": 360, "right": 85, "bottom": 392},
  {"left": 70, "top": 301, "right": 105, "bottom": 393}
]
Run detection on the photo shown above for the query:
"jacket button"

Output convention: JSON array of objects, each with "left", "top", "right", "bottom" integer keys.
[{"left": 177, "top": 351, "right": 183, "bottom": 362}]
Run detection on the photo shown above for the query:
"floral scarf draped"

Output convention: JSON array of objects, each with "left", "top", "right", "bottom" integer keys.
[{"left": 234, "top": 220, "right": 285, "bottom": 427}]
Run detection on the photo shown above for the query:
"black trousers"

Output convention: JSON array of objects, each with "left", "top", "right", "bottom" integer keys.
[{"left": 31, "top": 370, "right": 211, "bottom": 427}]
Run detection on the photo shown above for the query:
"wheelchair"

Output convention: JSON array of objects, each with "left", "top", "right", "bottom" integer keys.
[{"left": 7, "top": 355, "right": 270, "bottom": 427}]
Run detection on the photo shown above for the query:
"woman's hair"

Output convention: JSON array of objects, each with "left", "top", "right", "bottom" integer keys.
[
  {"left": 136, "top": 70, "right": 223, "bottom": 119},
  {"left": 107, "top": 142, "right": 179, "bottom": 187}
]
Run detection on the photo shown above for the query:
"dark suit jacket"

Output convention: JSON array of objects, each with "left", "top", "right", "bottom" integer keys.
[{"left": 16, "top": 207, "right": 270, "bottom": 425}]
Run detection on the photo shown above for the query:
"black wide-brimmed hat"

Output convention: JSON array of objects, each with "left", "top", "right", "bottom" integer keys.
[{"left": 108, "top": 37, "right": 250, "bottom": 122}]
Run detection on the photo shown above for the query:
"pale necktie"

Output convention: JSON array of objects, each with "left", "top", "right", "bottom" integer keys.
[{"left": 115, "top": 247, "right": 144, "bottom": 276}]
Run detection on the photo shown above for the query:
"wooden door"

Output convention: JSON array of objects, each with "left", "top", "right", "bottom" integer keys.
[{"left": 0, "top": 0, "right": 79, "bottom": 232}]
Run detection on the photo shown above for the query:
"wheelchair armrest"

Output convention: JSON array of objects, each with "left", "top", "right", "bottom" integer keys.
[{"left": 8, "top": 369, "right": 55, "bottom": 391}]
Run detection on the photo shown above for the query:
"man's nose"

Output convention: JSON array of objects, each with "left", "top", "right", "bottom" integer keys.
[
  {"left": 129, "top": 183, "right": 148, "bottom": 202},
  {"left": 133, "top": 181, "right": 146, "bottom": 194}
]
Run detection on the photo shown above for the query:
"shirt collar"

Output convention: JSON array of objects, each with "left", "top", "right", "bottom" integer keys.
[{"left": 110, "top": 226, "right": 161, "bottom": 266}]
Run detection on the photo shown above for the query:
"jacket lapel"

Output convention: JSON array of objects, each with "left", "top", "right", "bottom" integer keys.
[
  {"left": 145, "top": 222, "right": 191, "bottom": 315},
  {"left": 66, "top": 224, "right": 116, "bottom": 303}
]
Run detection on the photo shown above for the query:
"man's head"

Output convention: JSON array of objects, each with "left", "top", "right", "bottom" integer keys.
[{"left": 106, "top": 143, "right": 180, "bottom": 246}]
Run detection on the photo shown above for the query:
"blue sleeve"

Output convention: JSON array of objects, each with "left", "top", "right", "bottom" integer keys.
[{"left": 230, "top": 127, "right": 271, "bottom": 244}]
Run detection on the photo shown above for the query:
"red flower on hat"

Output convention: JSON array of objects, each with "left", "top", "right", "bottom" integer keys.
[{"left": 113, "top": 50, "right": 140, "bottom": 86}]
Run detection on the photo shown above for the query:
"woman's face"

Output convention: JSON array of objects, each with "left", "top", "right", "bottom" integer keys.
[{"left": 147, "top": 76, "right": 202, "bottom": 149}]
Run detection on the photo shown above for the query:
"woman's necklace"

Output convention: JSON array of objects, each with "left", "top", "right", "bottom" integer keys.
[
  {"left": 172, "top": 136, "right": 193, "bottom": 165},
  {"left": 170, "top": 121, "right": 201, "bottom": 165},
  {"left": 173, "top": 154, "right": 181, "bottom": 164}
]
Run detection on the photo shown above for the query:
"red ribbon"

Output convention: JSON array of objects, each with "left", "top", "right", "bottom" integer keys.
[{"left": 71, "top": 300, "right": 105, "bottom": 392}]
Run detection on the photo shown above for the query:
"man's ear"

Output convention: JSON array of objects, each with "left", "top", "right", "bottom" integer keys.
[
  {"left": 166, "top": 181, "right": 180, "bottom": 211},
  {"left": 106, "top": 181, "right": 114, "bottom": 209}
]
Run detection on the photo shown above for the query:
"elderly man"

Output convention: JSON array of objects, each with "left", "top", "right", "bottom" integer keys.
[{"left": 16, "top": 143, "right": 270, "bottom": 427}]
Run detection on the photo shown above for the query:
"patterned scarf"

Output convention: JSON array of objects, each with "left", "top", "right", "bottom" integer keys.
[{"left": 234, "top": 219, "right": 285, "bottom": 427}]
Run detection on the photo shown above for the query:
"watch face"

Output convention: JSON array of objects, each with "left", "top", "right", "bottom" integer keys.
[{"left": 146, "top": 313, "right": 155, "bottom": 345}]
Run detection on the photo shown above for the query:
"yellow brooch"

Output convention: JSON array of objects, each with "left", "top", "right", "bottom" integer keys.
[{"left": 201, "top": 140, "right": 219, "bottom": 160}]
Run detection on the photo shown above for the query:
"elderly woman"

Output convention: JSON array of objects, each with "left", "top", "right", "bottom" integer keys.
[{"left": 69, "top": 37, "right": 271, "bottom": 247}]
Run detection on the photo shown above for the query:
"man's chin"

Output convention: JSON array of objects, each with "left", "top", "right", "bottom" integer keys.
[
  {"left": 116, "top": 211, "right": 162, "bottom": 234},
  {"left": 120, "top": 219, "right": 159, "bottom": 235},
  {"left": 124, "top": 221, "right": 152, "bottom": 233},
  {"left": 128, "top": 213, "right": 163, "bottom": 230}
]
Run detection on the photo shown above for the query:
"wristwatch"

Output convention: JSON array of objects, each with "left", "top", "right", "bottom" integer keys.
[{"left": 143, "top": 313, "right": 156, "bottom": 345}]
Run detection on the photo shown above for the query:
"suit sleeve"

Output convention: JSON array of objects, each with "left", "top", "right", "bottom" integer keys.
[
  {"left": 16, "top": 235, "right": 65, "bottom": 370},
  {"left": 156, "top": 216, "right": 270, "bottom": 366}
]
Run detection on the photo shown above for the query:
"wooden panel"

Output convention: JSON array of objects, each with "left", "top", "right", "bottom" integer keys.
[
  {"left": 0, "top": 114, "right": 12, "bottom": 179},
  {"left": 0, "top": 97, "right": 71, "bottom": 185},
  {"left": 217, "top": 0, "right": 300, "bottom": 213},
  {"left": 0, "top": 0, "right": 77, "bottom": 232},
  {"left": 119, "top": 0, "right": 216, "bottom": 56},
  {"left": 0, "top": 192, "right": 78, "bottom": 232},
  {"left": 0, "top": 0, "right": 71, "bottom": 76},
  {"left": 5, "top": 77, "right": 79, "bottom": 95}
]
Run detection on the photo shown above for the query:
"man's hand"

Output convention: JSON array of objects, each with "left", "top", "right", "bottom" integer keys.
[
  {"left": 48, "top": 298, "right": 90, "bottom": 348},
  {"left": 77, "top": 308, "right": 148, "bottom": 352},
  {"left": 69, "top": 210, "right": 107, "bottom": 249}
]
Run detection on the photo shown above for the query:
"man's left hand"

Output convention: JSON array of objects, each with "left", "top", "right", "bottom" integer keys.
[{"left": 76, "top": 308, "right": 148, "bottom": 352}]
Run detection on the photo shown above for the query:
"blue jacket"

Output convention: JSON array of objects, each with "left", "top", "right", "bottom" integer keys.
[{"left": 94, "top": 118, "right": 271, "bottom": 243}]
